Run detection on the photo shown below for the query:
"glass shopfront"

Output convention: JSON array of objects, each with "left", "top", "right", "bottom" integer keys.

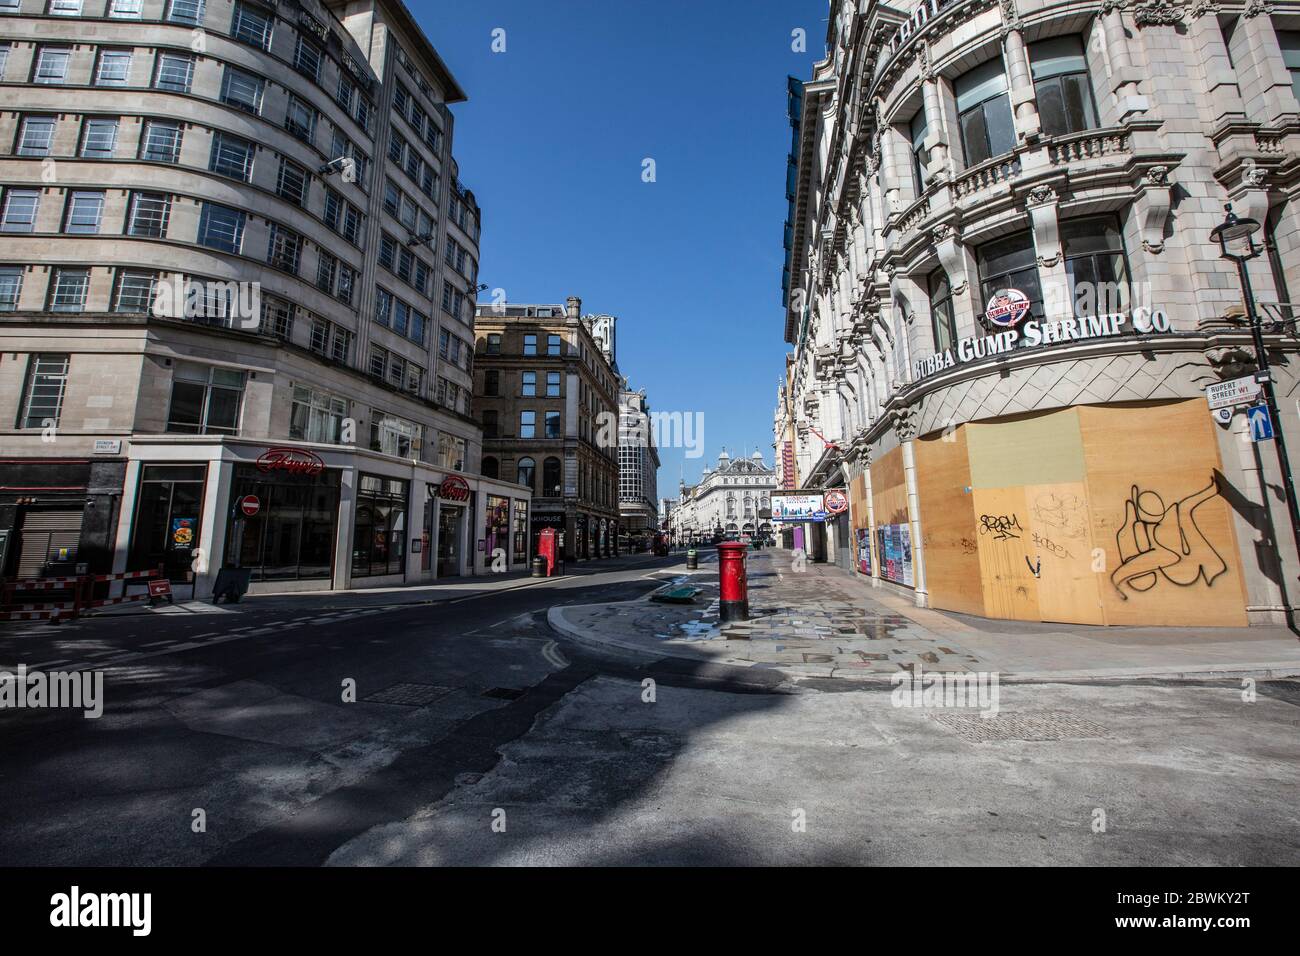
[
  {"left": 353, "top": 473, "right": 408, "bottom": 578},
  {"left": 227, "top": 463, "right": 340, "bottom": 581},
  {"left": 437, "top": 503, "right": 463, "bottom": 577},
  {"left": 129, "top": 464, "right": 207, "bottom": 581},
  {"left": 484, "top": 494, "right": 510, "bottom": 564},
  {"left": 512, "top": 499, "right": 529, "bottom": 564}
]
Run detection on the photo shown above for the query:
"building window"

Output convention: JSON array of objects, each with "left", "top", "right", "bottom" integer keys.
[
  {"left": 482, "top": 410, "right": 499, "bottom": 439},
  {"left": 1062, "top": 215, "right": 1130, "bottom": 316},
  {"left": 33, "top": 47, "right": 71, "bottom": 84},
  {"left": 520, "top": 410, "right": 536, "bottom": 439},
  {"left": 1029, "top": 37, "right": 1097, "bottom": 137},
  {"left": 976, "top": 230, "right": 1044, "bottom": 325},
  {"left": 153, "top": 52, "right": 194, "bottom": 92},
  {"left": 140, "top": 119, "right": 183, "bottom": 163},
  {"left": 545, "top": 410, "right": 561, "bottom": 439},
  {"left": 484, "top": 369, "right": 499, "bottom": 396},
  {"left": 0, "top": 265, "right": 23, "bottom": 311},
  {"left": 16, "top": 116, "right": 56, "bottom": 157},
  {"left": 114, "top": 269, "right": 157, "bottom": 313},
  {"left": 517, "top": 457, "right": 536, "bottom": 490},
  {"left": 210, "top": 132, "right": 254, "bottom": 180},
  {"left": 80, "top": 118, "right": 119, "bottom": 159},
  {"left": 63, "top": 191, "right": 104, "bottom": 234},
  {"left": 523, "top": 333, "right": 537, "bottom": 356},
  {"left": 1279, "top": 31, "right": 1300, "bottom": 104},
  {"left": 294, "top": 36, "right": 321, "bottom": 82},
  {"left": 369, "top": 411, "right": 419, "bottom": 458},
  {"left": 197, "top": 202, "right": 245, "bottom": 253},
  {"left": 547, "top": 334, "right": 561, "bottom": 356},
  {"left": 18, "top": 354, "right": 69, "bottom": 429},
  {"left": 47, "top": 0, "right": 82, "bottom": 14},
  {"left": 285, "top": 94, "right": 316, "bottom": 141},
  {"left": 48, "top": 268, "right": 89, "bottom": 311},
  {"left": 220, "top": 66, "right": 264, "bottom": 114},
  {"left": 437, "top": 434, "right": 466, "bottom": 472},
  {"left": 542, "top": 457, "right": 562, "bottom": 496},
  {"left": 230, "top": 1, "right": 273, "bottom": 50},
  {"left": 486, "top": 333, "right": 501, "bottom": 354},
  {"left": 108, "top": 0, "right": 143, "bottom": 17},
  {"left": 928, "top": 269, "right": 957, "bottom": 353},
  {"left": 290, "top": 385, "right": 347, "bottom": 443},
  {"left": 546, "top": 371, "right": 561, "bottom": 397},
  {"left": 521, "top": 371, "right": 536, "bottom": 397},
  {"left": 166, "top": 0, "right": 205, "bottom": 26},
  {"left": 276, "top": 158, "right": 309, "bottom": 206},
  {"left": 260, "top": 293, "right": 294, "bottom": 339},
  {"left": 94, "top": 49, "right": 132, "bottom": 86},
  {"left": 955, "top": 57, "right": 1015, "bottom": 166},
  {"left": 267, "top": 224, "right": 302, "bottom": 273},
  {"left": 167, "top": 361, "right": 244, "bottom": 434},
  {"left": 910, "top": 110, "right": 930, "bottom": 193},
  {"left": 482, "top": 456, "right": 499, "bottom": 479},
  {"left": 127, "top": 192, "right": 170, "bottom": 237}
]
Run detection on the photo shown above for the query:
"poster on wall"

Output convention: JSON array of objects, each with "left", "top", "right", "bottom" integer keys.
[
  {"left": 875, "top": 523, "right": 913, "bottom": 586},
  {"left": 855, "top": 528, "right": 871, "bottom": 575},
  {"left": 772, "top": 493, "right": 825, "bottom": 521}
]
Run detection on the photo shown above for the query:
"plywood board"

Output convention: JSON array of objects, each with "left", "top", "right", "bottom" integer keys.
[
  {"left": 972, "top": 485, "right": 1041, "bottom": 621},
  {"left": 870, "top": 446, "right": 908, "bottom": 526},
  {"left": 1080, "top": 400, "right": 1247, "bottom": 627},
  {"left": 966, "top": 408, "right": 1086, "bottom": 489},
  {"left": 1021, "top": 481, "right": 1106, "bottom": 625},
  {"left": 915, "top": 427, "right": 984, "bottom": 615}
]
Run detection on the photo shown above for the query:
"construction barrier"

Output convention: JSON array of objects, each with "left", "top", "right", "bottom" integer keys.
[{"left": 0, "top": 566, "right": 167, "bottom": 622}]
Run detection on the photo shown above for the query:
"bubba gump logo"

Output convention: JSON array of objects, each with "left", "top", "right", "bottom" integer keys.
[
  {"left": 256, "top": 447, "right": 326, "bottom": 477},
  {"left": 985, "top": 288, "right": 1031, "bottom": 327}
]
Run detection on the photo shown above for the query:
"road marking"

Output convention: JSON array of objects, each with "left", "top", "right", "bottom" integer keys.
[{"left": 542, "top": 640, "right": 569, "bottom": 669}]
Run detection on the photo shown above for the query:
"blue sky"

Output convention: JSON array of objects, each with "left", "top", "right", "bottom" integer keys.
[{"left": 413, "top": 0, "right": 829, "bottom": 494}]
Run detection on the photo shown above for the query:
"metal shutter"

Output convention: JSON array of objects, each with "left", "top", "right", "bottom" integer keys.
[{"left": 15, "top": 509, "right": 85, "bottom": 579}]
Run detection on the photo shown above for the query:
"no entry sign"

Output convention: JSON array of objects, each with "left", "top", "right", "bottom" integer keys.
[{"left": 239, "top": 495, "right": 261, "bottom": 518}]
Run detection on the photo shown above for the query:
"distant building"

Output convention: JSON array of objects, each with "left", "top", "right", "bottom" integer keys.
[
  {"left": 666, "top": 449, "right": 776, "bottom": 544},
  {"left": 617, "top": 384, "right": 659, "bottom": 546}
]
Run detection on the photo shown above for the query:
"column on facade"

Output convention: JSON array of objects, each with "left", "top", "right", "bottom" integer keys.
[
  {"left": 1187, "top": 1, "right": 1248, "bottom": 125},
  {"left": 878, "top": 124, "right": 908, "bottom": 221},
  {"left": 934, "top": 223, "right": 981, "bottom": 339},
  {"left": 1230, "top": 2, "right": 1300, "bottom": 124},
  {"left": 919, "top": 49, "right": 953, "bottom": 182},
  {"left": 898, "top": 415, "right": 927, "bottom": 606},
  {"left": 1025, "top": 185, "right": 1072, "bottom": 323},
  {"left": 1000, "top": 8, "right": 1043, "bottom": 143},
  {"left": 1099, "top": 0, "right": 1151, "bottom": 120}
]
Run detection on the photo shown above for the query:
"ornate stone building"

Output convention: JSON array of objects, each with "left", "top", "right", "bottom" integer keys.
[
  {"left": 0, "top": 0, "right": 531, "bottom": 594},
  {"left": 778, "top": 0, "right": 1300, "bottom": 625},
  {"left": 665, "top": 449, "right": 777, "bottom": 544}
]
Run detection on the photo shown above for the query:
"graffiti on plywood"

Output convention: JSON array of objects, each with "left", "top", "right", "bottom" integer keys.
[
  {"left": 1033, "top": 492, "right": 1088, "bottom": 540},
  {"left": 1110, "top": 476, "right": 1229, "bottom": 600},
  {"left": 978, "top": 514, "right": 1022, "bottom": 541}
]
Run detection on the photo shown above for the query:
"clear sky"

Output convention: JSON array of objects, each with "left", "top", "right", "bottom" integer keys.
[{"left": 412, "top": 0, "right": 830, "bottom": 496}]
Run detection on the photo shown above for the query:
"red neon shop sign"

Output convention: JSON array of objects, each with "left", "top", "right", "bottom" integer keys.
[
  {"left": 255, "top": 447, "right": 326, "bottom": 477},
  {"left": 436, "top": 475, "right": 472, "bottom": 502}
]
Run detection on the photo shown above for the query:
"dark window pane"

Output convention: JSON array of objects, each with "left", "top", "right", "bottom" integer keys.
[
  {"left": 961, "top": 107, "right": 991, "bottom": 165},
  {"left": 1036, "top": 78, "right": 1068, "bottom": 136},
  {"left": 1062, "top": 74, "right": 1096, "bottom": 133},
  {"left": 984, "top": 94, "right": 1016, "bottom": 157}
]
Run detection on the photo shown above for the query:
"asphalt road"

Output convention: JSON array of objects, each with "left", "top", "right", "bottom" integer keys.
[{"left": 1, "top": 556, "right": 1297, "bottom": 866}]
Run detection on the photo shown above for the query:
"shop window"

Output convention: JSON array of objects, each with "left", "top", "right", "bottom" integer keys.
[
  {"left": 928, "top": 269, "right": 958, "bottom": 353},
  {"left": 18, "top": 353, "right": 69, "bottom": 428},
  {"left": 517, "top": 456, "right": 536, "bottom": 490},
  {"left": 955, "top": 57, "right": 1015, "bottom": 166},
  {"left": 976, "top": 230, "right": 1044, "bottom": 324},
  {"left": 910, "top": 110, "right": 930, "bottom": 193},
  {"left": 352, "top": 474, "right": 408, "bottom": 578},
  {"left": 289, "top": 385, "right": 348, "bottom": 443},
  {"left": 129, "top": 464, "right": 207, "bottom": 578},
  {"left": 513, "top": 500, "right": 529, "bottom": 564},
  {"left": 543, "top": 457, "right": 562, "bottom": 496},
  {"left": 482, "top": 456, "right": 499, "bottom": 480},
  {"left": 1029, "top": 37, "right": 1098, "bottom": 137},
  {"left": 485, "top": 495, "right": 510, "bottom": 562},
  {"left": 1062, "top": 215, "right": 1130, "bottom": 317},
  {"left": 166, "top": 361, "right": 245, "bottom": 435},
  {"left": 227, "top": 464, "right": 339, "bottom": 582}
]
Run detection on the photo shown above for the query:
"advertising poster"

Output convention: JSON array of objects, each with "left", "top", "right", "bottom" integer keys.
[
  {"left": 772, "top": 493, "right": 825, "bottom": 521},
  {"left": 169, "top": 517, "right": 197, "bottom": 552},
  {"left": 875, "top": 523, "right": 913, "bottom": 586},
  {"left": 855, "top": 528, "right": 871, "bottom": 575}
]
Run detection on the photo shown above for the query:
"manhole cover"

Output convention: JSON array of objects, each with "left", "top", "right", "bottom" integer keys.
[
  {"left": 929, "top": 712, "right": 1109, "bottom": 743},
  {"left": 364, "top": 683, "right": 454, "bottom": 706},
  {"left": 482, "top": 686, "right": 525, "bottom": 700}
]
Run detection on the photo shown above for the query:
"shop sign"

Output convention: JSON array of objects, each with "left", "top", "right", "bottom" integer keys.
[
  {"left": 436, "top": 475, "right": 472, "bottom": 502},
  {"left": 256, "top": 447, "right": 326, "bottom": 477},
  {"left": 824, "top": 490, "right": 849, "bottom": 515},
  {"left": 985, "top": 289, "right": 1031, "bottom": 327},
  {"left": 772, "top": 493, "right": 825, "bottom": 521},
  {"left": 1206, "top": 375, "right": 1262, "bottom": 410},
  {"left": 239, "top": 495, "right": 261, "bottom": 518},
  {"left": 913, "top": 307, "right": 1174, "bottom": 381}
]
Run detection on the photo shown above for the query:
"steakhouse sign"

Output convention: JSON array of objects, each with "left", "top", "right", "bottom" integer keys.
[
  {"left": 913, "top": 308, "right": 1174, "bottom": 381},
  {"left": 255, "top": 447, "right": 326, "bottom": 477}
]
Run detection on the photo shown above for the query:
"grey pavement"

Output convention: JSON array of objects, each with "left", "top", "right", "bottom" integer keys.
[{"left": 549, "top": 549, "right": 1300, "bottom": 681}]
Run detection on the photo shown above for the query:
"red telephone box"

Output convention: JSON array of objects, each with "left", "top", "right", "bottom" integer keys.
[{"left": 537, "top": 527, "right": 557, "bottom": 577}]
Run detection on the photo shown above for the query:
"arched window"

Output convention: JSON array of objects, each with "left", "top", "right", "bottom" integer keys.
[
  {"left": 517, "top": 456, "right": 535, "bottom": 490},
  {"left": 543, "top": 456, "right": 562, "bottom": 496},
  {"left": 481, "top": 456, "right": 499, "bottom": 480}
]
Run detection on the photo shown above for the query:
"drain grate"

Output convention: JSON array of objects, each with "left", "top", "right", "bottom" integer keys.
[
  {"left": 482, "top": 686, "right": 525, "bottom": 701},
  {"left": 929, "top": 711, "right": 1109, "bottom": 743},
  {"left": 364, "top": 682, "right": 455, "bottom": 707}
]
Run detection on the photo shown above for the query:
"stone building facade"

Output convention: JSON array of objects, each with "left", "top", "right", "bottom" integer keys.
[
  {"left": 778, "top": 0, "right": 1300, "bottom": 626},
  {"left": 0, "top": 0, "right": 532, "bottom": 595},
  {"left": 617, "top": 383, "right": 660, "bottom": 547},
  {"left": 665, "top": 449, "right": 777, "bottom": 545},
  {"left": 472, "top": 298, "right": 621, "bottom": 561}
]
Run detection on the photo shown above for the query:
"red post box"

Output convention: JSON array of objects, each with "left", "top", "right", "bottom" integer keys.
[
  {"left": 716, "top": 541, "right": 749, "bottom": 622},
  {"left": 537, "top": 527, "right": 557, "bottom": 577}
]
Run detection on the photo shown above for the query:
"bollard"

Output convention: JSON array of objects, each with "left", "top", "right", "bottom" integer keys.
[
  {"left": 686, "top": 548, "right": 698, "bottom": 570},
  {"left": 530, "top": 555, "right": 546, "bottom": 578},
  {"left": 716, "top": 541, "right": 749, "bottom": 622}
]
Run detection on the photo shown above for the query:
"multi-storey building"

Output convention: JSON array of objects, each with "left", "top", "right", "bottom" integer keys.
[
  {"left": 778, "top": 0, "right": 1300, "bottom": 626},
  {"left": 617, "top": 382, "right": 659, "bottom": 548},
  {"left": 0, "top": 0, "right": 532, "bottom": 594},
  {"left": 665, "top": 449, "right": 777, "bottom": 544},
  {"left": 473, "top": 297, "right": 621, "bottom": 561}
]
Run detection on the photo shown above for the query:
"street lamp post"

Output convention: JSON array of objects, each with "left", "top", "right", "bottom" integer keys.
[{"left": 1210, "top": 204, "right": 1300, "bottom": 572}]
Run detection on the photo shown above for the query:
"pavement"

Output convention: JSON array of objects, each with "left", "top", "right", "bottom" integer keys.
[{"left": 549, "top": 549, "right": 1300, "bottom": 682}]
